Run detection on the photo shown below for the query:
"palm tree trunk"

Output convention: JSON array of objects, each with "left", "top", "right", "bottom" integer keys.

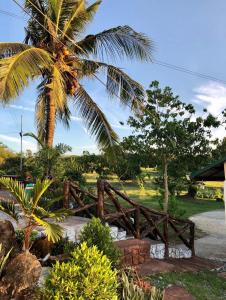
[
  {"left": 45, "top": 92, "right": 56, "bottom": 147},
  {"left": 23, "top": 225, "right": 32, "bottom": 252}
]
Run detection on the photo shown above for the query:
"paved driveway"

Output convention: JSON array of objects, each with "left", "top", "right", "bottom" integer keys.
[{"left": 190, "top": 210, "right": 226, "bottom": 261}]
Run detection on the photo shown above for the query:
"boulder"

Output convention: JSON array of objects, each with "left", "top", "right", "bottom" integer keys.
[
  {"left": 0, "top": 252, "right": 42, "bottom": 297},
  {"left": 0, "top": 220, "right": 17, "bottom": 257}
]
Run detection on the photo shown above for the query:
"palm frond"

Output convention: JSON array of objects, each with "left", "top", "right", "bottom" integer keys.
[
  {"left": 0, "top": 244, "right": 12, "bottom": 277},
  {"left": 62, "top": 0, "right": 85, "bottom": 37},
  {"left": 32, "top": 214, "right": 63, "bottom": 243},
  {"left": 73, "top": 86, "right": 118, "bottom": 149},
  {"left": 47, "top": 66, "right": 67, "bottom": 111},
  {"left": 62, "top": 0, "right": 101, "bottom": 39},
  {"left": 40, "top": 195, "right": 63, "bottom": 210},
  {"left": 36, "top": 79, "right": 48, "bottom": 142},
  {"left": 32, "top": 179, "right": 52, "bottom": 209},
  {"left": 0, "top": 42, "right": 30, "bottom": 58},
  {"left": 37, "top": 207, "right": 69, "bottom": 221},
  {"left": 105, "top": 65, "right": 145, "bottom": 111},
  {"left": 80, "top": 60, "right": 145, "bottom": 111},
  {"left": 57, "top": 102, "right": 71, "bottom": 129},
  {"left": 23, "top": 132, "right": 45, "bottom": 148},
  {"left": 0, "top": 200, "right": 19, "bottom": 221},
  {"left": 76, "top": 26, "right": 153, "bottom": 61},
  {"left": 49, "top": 0, "right": 64, "bottom": 33},
  {"left": 24, "top": 0, "right": 49, "bottom": 46},
  {"left": 0, "top": 178, "right": 29, "bottom": 212},
  {"left": 0, "top": 47, "right": 52, "bottom": 102}
]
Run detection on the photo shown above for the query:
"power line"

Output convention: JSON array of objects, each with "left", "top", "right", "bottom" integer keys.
[
  {"left": 5, "top": 0, "right": 226, "bottom": 86},
  {"left": 153, "top": 59, "right": 226, "bottom": 85},
  {"left": 0, "top": 9, "right": 25, "bottom": 20}
]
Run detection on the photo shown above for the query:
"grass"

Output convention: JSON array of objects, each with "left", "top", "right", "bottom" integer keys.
[
  {"left": 85, "top": 170, "right": 224, "bottom": 219},
  {"left": 149, "top": 271, "right": 226, "bottom": 300}
]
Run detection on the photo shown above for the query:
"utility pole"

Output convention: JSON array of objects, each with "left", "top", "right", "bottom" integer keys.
[{"left": 19, "top": 115, "right": 23, "bottom": 173}]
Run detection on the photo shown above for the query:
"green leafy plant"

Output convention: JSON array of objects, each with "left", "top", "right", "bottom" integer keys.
[
  {"left": 121, "top": 271, "right": 164, "bottom": 300},
  {"left": 0, "top": 243, "right": 12, "bottom": 277},
  {"left": 79, "top": 217, "right": 121, "bottom": 268},
  {"left": 38, "top": 242, "right": 118, "bottom": 299},
  {"left": 0, "top": 177, "right": 66, "bottom": 251}
]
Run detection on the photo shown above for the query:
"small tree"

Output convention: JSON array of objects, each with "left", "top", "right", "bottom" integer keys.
[
  {"left": 125, "top": 81, "right": 219, "bottom": 212},
  {"left": 0, "top": 178, "right": 65, "bottom": 251},
  {"left": 24, "top": 132, "right": 71, "bottom": 179}
]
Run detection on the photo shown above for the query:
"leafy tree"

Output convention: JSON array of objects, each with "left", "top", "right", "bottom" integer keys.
[
  {"left": 125, "top": 81, "right": 220, "bottom": 212},
  {"left": 0, "top": 0, "right": 152, "bottom": 148},
  {"left": 0, "top": 156, "right": 21, "bottom": 175},
  {"left": 211, "top": 137, "right": 226, "bottom": 160},
  {"left": 0, "top": 142, "right": 15, "bottom": 165},
  {"left": 0, "top": 178, "right": 65, "bottom": 251}
]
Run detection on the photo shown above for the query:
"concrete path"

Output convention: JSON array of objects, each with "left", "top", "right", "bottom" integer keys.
[{"left": 190, "top": 210, "right": 226, "bottom": 261}]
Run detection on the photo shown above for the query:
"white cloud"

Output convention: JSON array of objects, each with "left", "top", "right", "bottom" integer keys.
[
  {"left": 9, "top": 104, "right": 35, "bottom": 112},
  {"left": 72, "top": 144, "right": 98, "bottom": 154},
  {"left": 71, "top": 116, "right": 82, "bottom": 122},
  {"left": 193, "top": 81, "right": 226, "bottom": 139},
  {"left": 193, "top": 81, "right": 226, "bottom": 116},
  {"left": 0, "top": 134, "right": 37, "bottom": 152}
]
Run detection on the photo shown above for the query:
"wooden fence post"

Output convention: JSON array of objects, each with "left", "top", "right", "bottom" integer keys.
[
  {"left": 134, "top": 207, "right": 141, "bottom": 239},
  {"left": 97, "top": 179, "right": 105, "bottom": 219},
  {"left": 63, "top": 180, "right": 70, "bottom": 208},
  {"left": 164, "top": 215, "right": 169, "bottom": 259}
]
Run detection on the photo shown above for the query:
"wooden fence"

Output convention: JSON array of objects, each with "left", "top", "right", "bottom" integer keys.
[{"left": 63, "top": 179, "right": 195, "bottom": 258}]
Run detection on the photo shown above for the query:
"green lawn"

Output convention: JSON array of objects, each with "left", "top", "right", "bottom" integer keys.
[
  {"left": 149, "top": 271, "right": 226, "bottom": 300},
  {"left": 85, "top": 170, "right": 224, "bottom": 219}
]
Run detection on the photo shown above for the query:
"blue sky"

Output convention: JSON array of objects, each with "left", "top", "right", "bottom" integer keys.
[{"left": 1, "top": 0, "right": 226, "bottom": 153}]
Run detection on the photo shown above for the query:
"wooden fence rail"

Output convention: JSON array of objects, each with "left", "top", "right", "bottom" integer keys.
[{"left": 63, "top": 179, "right": 195, "bottom": 258}]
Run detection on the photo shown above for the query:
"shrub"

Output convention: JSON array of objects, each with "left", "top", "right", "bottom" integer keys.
[
  {"left": 79, "top": 217, "right": 121, "bottom": 268},
  {"left": 38, "top": 242, "right": 118, "bottom": 299},
  {"left": 51, "top": 237, "right": 77, "bottom": 256}
]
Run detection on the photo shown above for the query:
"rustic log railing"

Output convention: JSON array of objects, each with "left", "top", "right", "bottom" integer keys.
[{"left": 63, "top": 179, "right": 195, "bottom": 258}]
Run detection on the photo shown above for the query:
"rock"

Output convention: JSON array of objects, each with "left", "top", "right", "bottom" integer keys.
[
  {"left": 37, "top": 267, "right": 51, "bottom": 287},
  {"left": 0, "top": 220, "right": 17, "bottom": 257},
  {"left": 0, "top": 252, "right": 42, "bottom": 297}
]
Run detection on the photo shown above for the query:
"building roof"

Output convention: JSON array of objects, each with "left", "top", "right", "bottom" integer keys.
[{"left": 192, "top": 155, "right": 226, "bottom": 181}]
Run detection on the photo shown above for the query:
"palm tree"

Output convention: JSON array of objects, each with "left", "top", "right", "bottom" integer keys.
[
  {"left": 0, "top": 0, "right": 152, "bottom": 148},
  {"left": 0, "top": 177, "right": 65, "bottom": 251}
]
